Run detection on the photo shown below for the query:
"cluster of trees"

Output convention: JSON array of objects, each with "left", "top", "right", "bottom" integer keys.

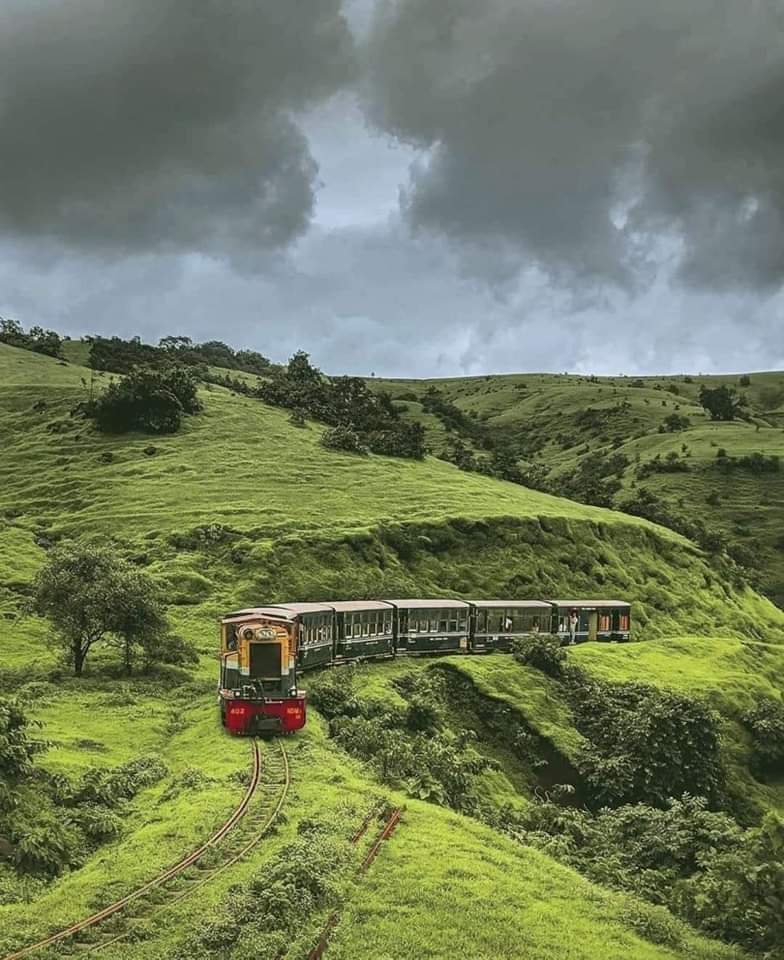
[
  {"left": 421, "top": 386, "right": 491, "bottom": 447},
  {"left": 307, "top": 668, "right": 491, "bottom": 813},
  {"left": 698, "top": 384, "right": 745, "bottom": 421},
  {"left": 87, "top": 334, "right": 273, "bottom": 376},
  {"left": 635, "top": 450, "right": 690, "bottom": 480},
  {"left": 714, "top": 449, "right": 780, "bottom": 474},
  {"left": 260, "top": 352, "right": 426, "bottom": 459},
  {"left": 556, "top": 452, "right": 629, "bottom": 508},
  {"left": 87, "top": 364, "right": 202, "bottom": 435},
  {"left": 0, "top": 318, "right": 63, "bottom": 358},
  {"left": 513, "top": 796, "right": 784, "bottom": 955},
  {"left": 505, "top": 637, "right": 784, "bottom": 953},
  {"left": 30, "top": 542, "right": 196, "bottom": 676},
  {"left": 0, "top": 698, "right": 167, "bottom": 875},
  {"left": 618, "top": 487, "right": 733, "bottom": 559}
]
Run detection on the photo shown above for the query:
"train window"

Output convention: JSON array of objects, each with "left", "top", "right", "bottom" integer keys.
[
  {"left": 458, "top": 618, "right": 467, "bottom": 632},
  {"left": 429, "top": 617, "right": 438, "bottom": 633},
  {"left": 439, "top": 618, "right": 448, "bottom": 632},
  {"left": 384, "top": 618, "right": 392, "bottom": 634},
  {"left": 362, "top": 619, "right": 370, "bottom": 637},
  {"left": 599, "top": 614, "right": 610, "bottom": 631},
  {"left": 353, "top": 622, "right": 361, "bottom": 638},
  {"left": 619, "top": 613, "right": 630, "bottom": 631},
  {"left": 369, "top": 620, "right": 376, "bottom": 636}
]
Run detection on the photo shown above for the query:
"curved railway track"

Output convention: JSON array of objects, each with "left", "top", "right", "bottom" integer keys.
[{"left": 2, "top": 740, "right": 291, "bottom": 960}]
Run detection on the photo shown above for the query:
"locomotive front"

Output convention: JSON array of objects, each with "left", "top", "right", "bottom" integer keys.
[{"left": 219, "top": 608, "right": 306, "bottom": 734}]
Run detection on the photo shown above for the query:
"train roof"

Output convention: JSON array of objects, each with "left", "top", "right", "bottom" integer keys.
[
  {"left": 268, "top": 602, "right": 335, "bottom": 615},
  {"left": 386, "top": 598, "right": 471, "bottom": 610},
  {"left": 551, "top": 600, "right": 631, "bottom": 608},
  {"left": 221, "top": 607, "right": 296, "bottom": 623},
  {"left": 469, "top": 599, "right": 552, "bottom": 609},
  {"left": 327, "top": 600, "right": 395, "bottom": 612}
]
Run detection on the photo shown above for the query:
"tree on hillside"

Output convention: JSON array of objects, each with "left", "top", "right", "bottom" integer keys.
[
  {"left": 91, "top": 363, "right": 202, "bottom": 434},
  {"left": 31, "top": 543, "right": 169, "bottom": 675},
  {"left": 0, "top": 318, "right": 63, "bottom": 358},
  {"left": 0, "top": 700, "right": 45, "bottom": 812},
  {"left": 699, "top": 384, "right": 743, "bottom": 421}
]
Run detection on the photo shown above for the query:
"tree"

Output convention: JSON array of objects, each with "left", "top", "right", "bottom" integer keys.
[
  {"left": 699, "top": 385, "right": 743, "bottom": 421},
  {"left": 31, "top": 543, "right": 169, "bottom": 675},
  {"left": 0, "top": 700, "right": 45, "bottom": 811},
  {"left": 91, "top": 363, "right": 202, "bottom": 434}
]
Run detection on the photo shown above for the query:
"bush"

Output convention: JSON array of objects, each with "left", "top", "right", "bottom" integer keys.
[
  {"left": 91, "top": 364, "right": 202, "bottom": 434},
  {"left": 0, "top": 319, "right": 63, "bottom": 358},
  {"left": 307, "top": 669, "right": 362, "bottom": 719},
  {"left": 0, "top": 700, "right": 45, "bottom": 811},
  {"left": 566, "top": 675, "right": 724, "bottom": 808},
  {"left": 259, "top": 353, "right": 425, "bottom": 460},
  {"left": 512, "top": 634, "right": 567, "bottom": 678},
  {"left": 320, "top": 426, "right": 368, "bottom": 454},
  {"left": 662, "top": 413, "right": 689, "bottom": 432},
  {"left": 699, "top": 385, "right": 743, "bottom": 421},
  {"left": 742, "top": 698, "right": 784, "bottom": 775}
]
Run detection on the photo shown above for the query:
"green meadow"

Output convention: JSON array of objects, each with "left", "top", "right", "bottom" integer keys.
[
  {"left": 369, "top": 369, "right": 784, "bottom": 604},
  {"left": 1, "top": 341, "right": 783, "bottom": 959}
]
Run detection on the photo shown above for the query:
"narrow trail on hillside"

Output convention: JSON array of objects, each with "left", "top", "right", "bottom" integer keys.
[{"left": 2, "top": 741, "right": 291, "bottom": 960}]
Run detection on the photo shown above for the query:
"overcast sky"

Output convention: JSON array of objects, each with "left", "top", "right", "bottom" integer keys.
[{"left": 1, "top": 0, "right": 783, "bottom": 377}]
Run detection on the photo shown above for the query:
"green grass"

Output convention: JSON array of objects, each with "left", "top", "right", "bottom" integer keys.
[
  {"left": 327, "top": 800, "right": 742, "bottom": 960},
  {"left": 2, "top": 342, "right": 783, "bottom": 960},
  {"left": 0, "top": 344, "right": 675, "bottom": 543},
  {"left": 369, "top": 369, "right": 784, "bottom": 603}
]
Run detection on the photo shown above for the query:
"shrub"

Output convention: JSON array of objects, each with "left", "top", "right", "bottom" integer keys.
[
  {"left": 566, "top": 675, "right": 724, "bottom": 808},
  {"left": 512, "top": 634, "right": 567, "bottom": 678},
  {"left": 307, "top": 668, "right": 362, "bottom": 720},
  {"left": 0, "top": 700, "right": 45, "bottom": 811},
  {"left": 91, "top": 364, "right": 202, "bottom": 434},
  {"left": 320, "top": 426, "right": 368, "bottom": 454},
  {"left": 742, "top": 698, "right": 784, "bottom": 775},
  {"left": 662, "top": 413, "right": 689, "bottom": 432},
  {"left": 0, "top": 319, "right": 63, "bottom": 358},
  {"left": 699, "top": 385, "right": 743, "bottom": 421}
]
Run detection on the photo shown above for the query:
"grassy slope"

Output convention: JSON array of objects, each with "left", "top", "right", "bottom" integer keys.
[
  {"left": 328, "top": 801, "right": 741, "bottom": 960},
  {"left": 435, "top": 641, "right": 784, "bottom": 820},
  {"left": 370, "top": 370, "right": 784, "bottom": 604},
  {"left": 0, "top": 344, "right": 667, "bottom": 541},
  {"left": 1, "top": 343, "right": 782, "bottom": 959}
]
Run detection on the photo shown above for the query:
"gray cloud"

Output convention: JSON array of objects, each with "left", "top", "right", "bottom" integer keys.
[
  {"left": 0, "top": 0, "right": 354, "bottom": 262},
  {"left": 363, "top": 0, "right": 784, "bottom": 290}
]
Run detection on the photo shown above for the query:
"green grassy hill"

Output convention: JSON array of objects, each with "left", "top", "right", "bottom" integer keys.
[
  {"left": 368, "top": 370, "right": 784, "bottom": 605},
  {"left": 1, "top": 342, "right": 783, "bottom": 960}
]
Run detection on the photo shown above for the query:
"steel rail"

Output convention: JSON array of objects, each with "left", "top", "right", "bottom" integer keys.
[{"left": 1, "top": 739, "right": 261, "bottom": 960}]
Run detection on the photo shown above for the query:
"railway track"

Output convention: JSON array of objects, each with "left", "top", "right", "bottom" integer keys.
[
  {"left": 307, "top": 804, "right": 403, "bottom": 960},
  {"left": 1, "top": 740, "right": 291, "bottom": 960}
]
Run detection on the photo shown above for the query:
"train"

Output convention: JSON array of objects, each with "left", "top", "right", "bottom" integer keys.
[{"left": 219, "top": 598, "right": 631, "bottom": 735}]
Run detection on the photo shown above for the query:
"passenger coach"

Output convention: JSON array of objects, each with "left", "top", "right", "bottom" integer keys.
[
  {"left": 469, "top": 600, "right": 553, "bottom": 652},
  {"left": 219, "top": 596, "right": 632, "bottom": 734},
  {"left": 551, "top": 600, "right": 631, "bottom": 643}
]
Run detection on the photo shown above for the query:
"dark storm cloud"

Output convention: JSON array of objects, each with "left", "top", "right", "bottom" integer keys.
[
  {"left": 363, "top": 0, "right": 784, "bottom": 290},
  {"left": 0, "top": 0, "right": 354, "bottom": 262}
]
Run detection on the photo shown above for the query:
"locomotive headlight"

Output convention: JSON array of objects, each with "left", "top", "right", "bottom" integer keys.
[{"left": 240, "top": 626, "right": 254, "bottom": 642}]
